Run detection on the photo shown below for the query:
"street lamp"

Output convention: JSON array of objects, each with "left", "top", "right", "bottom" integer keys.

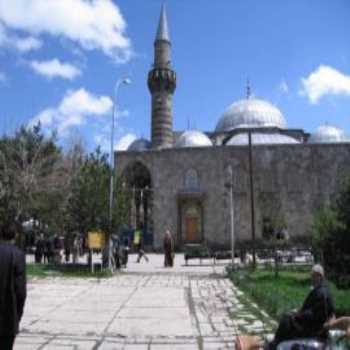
[
  {"left": 108, "top": 77, "right": 131, "bottom": 269},
  {"left": 225, "top": 165, "right": 235, "bottom": 269},
  {"left": 248, "top": 130, "right": 256, "bottom": 268}
]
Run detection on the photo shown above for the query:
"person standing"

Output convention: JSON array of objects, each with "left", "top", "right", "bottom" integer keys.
[
  {"left": 34, "top": 233, "right": 45, "bottom": 264},
  {"left": 121, "top": 237, "right": 129, "bottom": 268},
  {"left": 163, "top": 229, "right": 174, "bottom": 267},
  {"left": 0, "top": 223, "right": 27, "bottom": 350},
  {"left": 64, "top": 235, "right": 71, "bottom": 263},
  {"left": 72, "top": 235, "right": 79, "bottom": 264}
]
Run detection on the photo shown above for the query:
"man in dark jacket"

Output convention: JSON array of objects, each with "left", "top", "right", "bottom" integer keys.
[
  {"left": 268, "top": 264, "right": 335, "bottom": 350},
  {"left": 0, "top": 223, "right": 27, "bottom": 350}
]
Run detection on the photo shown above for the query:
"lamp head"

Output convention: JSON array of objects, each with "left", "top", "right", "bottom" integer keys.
[{"left": 122, "top": 78, "right": 131, "bottom": 85}]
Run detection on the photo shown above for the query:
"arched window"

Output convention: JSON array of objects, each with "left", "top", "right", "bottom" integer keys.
[{"left": 185, "top": 168, "right": 199, "bottom": 190}]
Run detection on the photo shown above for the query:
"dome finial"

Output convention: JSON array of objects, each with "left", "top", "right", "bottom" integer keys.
[{"left": 246, "top": 78, "right": 251, "bottom": 99}]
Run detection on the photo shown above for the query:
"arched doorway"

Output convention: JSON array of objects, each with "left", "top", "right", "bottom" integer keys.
[{"left": 121, "top": 162, "right": 153, "bottom": 234}]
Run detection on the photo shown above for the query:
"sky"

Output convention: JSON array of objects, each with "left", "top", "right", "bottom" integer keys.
[{"left": 0, "top": 0, "right": 350, "bottom": 153}]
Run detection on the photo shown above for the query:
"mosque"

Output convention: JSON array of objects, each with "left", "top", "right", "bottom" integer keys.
[{"left": 116, "top": 6, "right": 350, "bottom": 250}]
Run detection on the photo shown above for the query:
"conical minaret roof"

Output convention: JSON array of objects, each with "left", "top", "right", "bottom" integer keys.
[{"left": 155, "top": 4, "right": 170, "bottom": 42}]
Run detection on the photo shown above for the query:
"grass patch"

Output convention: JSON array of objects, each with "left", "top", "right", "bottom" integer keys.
[
  {"left": 27, "top": 263, "right": 112, "bottom": 278},
  {"left": 229, "top": 267, "right": 350, "bottom": 320}
]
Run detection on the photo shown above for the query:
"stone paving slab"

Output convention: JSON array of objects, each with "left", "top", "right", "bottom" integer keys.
[{"left": 16, "top": 253, "right": 274, "bottom": 349}]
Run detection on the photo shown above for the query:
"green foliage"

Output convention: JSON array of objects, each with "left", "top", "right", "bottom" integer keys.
[
  {"left": 312, "top": 176, "right": 350, "bottom": 284},
  {"left": 230, "top": 268, "right": 350, "bottom": 320},
  {"left": 67, "top": 147, "right": 110, "bottom": 235},
  {"left": 0, "top": 125, "right": 131, "bottom": 244},
  {"left": 66, "top": 147, "right": 130, "bottom": 237},
  {"left": 26, "top": 263, "right": 112, "bottom": 278},
  {"left": 0, "top": 125, "right": 62, "bottom": 237},
  {"left": 312, "top": 206, "right": 342, "bottom": 250}
]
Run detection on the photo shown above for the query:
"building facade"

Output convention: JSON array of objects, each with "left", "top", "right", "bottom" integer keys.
[{"left": 116, "top": 6, "right": 350, "bottom": 250}]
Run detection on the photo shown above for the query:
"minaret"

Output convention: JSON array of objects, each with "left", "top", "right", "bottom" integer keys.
[{"left": 148, "top": 4, "right": 176, "bottom": 149}]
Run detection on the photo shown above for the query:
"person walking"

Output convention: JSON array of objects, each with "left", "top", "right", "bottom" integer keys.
[
  {"left": 134, "top": 224, "right": 149, "bottom": 263},
  {"left": 0, "top": 223, "right": 27, "bottom": 350},
  {"left": 163, "top": 229, "right": 174, "bottom": 267}
]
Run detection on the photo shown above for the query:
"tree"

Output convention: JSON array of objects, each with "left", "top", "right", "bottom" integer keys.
[
  {"left": 66, "top": 147, "right": 110, "bottom": 236},
  {"left": 312, "top": 176, "right": 350, "bottom": 286},
  {"left": 0, "top": 124, "right": 62, "bottom": 240},
  {"left": 66, "top": 147, "right": 131, "bottom": 237}
]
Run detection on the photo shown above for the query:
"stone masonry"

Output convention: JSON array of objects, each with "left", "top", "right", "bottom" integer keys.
[{"left": 117, "top": 143, "right": 350, "bottom": 249}]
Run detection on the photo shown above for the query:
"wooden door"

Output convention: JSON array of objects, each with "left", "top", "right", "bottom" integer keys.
[{"left": 186, "top": 216, "right": 199, "bottom": 242}]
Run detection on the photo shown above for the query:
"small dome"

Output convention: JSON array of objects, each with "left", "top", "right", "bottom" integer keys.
[
  {"left": 215, "top": 98, "right": 287, "bottom": 132},
  {"left": 226, "top": 132, "right": 300, "bottom": 146},
  {"left": 128, "top": 138, "right": 151, "bottom": 151},
  {"left": 175, "top": 130, "right": 212, "bottom": 148},
  {"left": 308, "top": 125, "right": 349, "bottom": 143}
]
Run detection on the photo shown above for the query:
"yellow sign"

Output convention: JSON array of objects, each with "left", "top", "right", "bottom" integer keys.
[{"left": 88, "top": 231, "right": 106, "bottom": 249}]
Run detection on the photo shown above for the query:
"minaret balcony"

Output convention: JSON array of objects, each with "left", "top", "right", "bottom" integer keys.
[{"left": 148, "top": 68, "right": 176, "bottom": 93}]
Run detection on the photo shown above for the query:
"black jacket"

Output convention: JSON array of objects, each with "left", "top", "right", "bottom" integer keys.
[
  {"left": 0, "top": 242, "right": 27, "bottom": 336},
  {"left": 295, "top": 282, "right": 335, "bottom": 335}
]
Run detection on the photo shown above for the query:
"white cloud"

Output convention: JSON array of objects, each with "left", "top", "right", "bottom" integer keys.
[
  {"left": 0, "top": 22, "right": 42, "bottom": 52},
  {"left": 279, "top": 80, "right": 289, "bottom": 94},
  {"left": 14, "top": 36, "right": 42, "bottom": 52},
  {"left": 115, "top": 133, "right": 137, "bottom": 151},
  {"left": 29, "top": 88, "right": 112, "bottom": 136},
  {"left": 94, "top": 132, "right": 136, "bottom": 152},
  {"left": 0, "top": 0, "right": 132, "bottom": 62},
  {"left": 29, "top": 59, "right": 81, "bottom": 80},
  {"left": 300, "top": 65, "right": 350, "bottom": 104}
]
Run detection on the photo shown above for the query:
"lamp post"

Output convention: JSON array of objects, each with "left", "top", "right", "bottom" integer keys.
[
  {"left": 225, "top": 165, "right": 235, "bottom": 269},
  {"left": 248, "top": 130, "right": 256, "bottom": 269},
  {"left": 108, "top": 77, "right": 131, "bottom": 269}
]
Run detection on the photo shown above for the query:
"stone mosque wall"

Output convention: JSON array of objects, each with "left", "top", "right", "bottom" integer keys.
[{"left": 117, "top": 143, "right": 350, "bottom": 250}]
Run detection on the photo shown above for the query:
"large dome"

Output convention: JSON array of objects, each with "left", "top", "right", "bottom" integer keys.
[
  {"left": 226, "top": 132, "right": 300, "bottom": 146},
  {"left": 175, "top": 130, "right": 212, "bottom": 148},
  {"left": 128, "top": 138, "right": 151, "bottom": 151},
  {"left": 308, "top": 125, "right": 349, "bottom": 143},
  {"left": 215, "top": 98, "right": 287, "bottom": 132}
]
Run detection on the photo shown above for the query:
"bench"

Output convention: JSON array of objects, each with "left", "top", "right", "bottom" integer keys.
[
  {"left": 212, "top": 250, "right": 233, "bottom": 264},
  {"left": 184, "top": 244, "right": 211, "bottom": 265}
]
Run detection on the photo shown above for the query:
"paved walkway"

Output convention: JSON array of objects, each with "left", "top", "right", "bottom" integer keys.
[{"left": 16, "top": 254, "right": 274, "bottom": 349}]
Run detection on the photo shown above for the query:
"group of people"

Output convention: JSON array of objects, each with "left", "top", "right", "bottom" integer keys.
[
  {"left": 34, "top": 233, "right": 83, "bottom": 265},
  {"left": 110, "top": 235, "right": 130, "bottom": 269}
]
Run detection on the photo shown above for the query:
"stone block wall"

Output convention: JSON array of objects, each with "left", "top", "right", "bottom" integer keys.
[{"left": 117, "top": 143, "right": 350, "bottom": 250}]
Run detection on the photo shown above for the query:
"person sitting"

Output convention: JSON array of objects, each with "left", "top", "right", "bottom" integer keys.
[{"left": 267, "top": 264, "right": 335, "bottom": 350}]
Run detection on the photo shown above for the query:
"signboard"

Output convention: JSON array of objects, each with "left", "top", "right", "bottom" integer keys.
[{"left": 88, "top": 231, "right": 106, "bottom": 250}]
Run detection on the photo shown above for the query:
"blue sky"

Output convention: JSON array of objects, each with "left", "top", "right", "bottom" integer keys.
[{"left": 1, "top": 0, "right": 350, "bottom": 152}]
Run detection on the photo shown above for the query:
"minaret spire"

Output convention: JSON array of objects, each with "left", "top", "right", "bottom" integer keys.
[
  {"left": 148, "top": 4, "right": 176, "bottom": 149},
  {"left": 156, "top": 3, "right": 170, "bottom": 42}
]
